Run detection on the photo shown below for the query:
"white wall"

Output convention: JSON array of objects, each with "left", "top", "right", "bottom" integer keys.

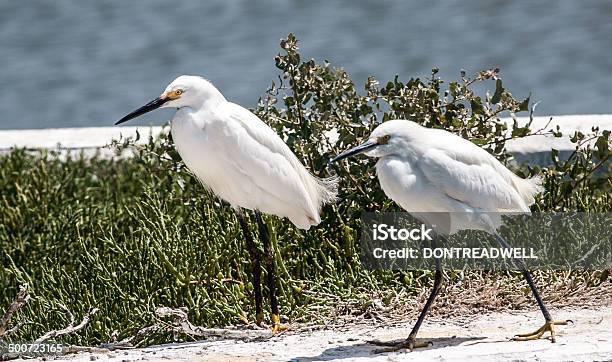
[{"left": 1, "top": 115, "right": 610, "bottom": 165}]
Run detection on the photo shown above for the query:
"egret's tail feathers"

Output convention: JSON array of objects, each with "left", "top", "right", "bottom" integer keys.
[
  {"left": 513, "top": 174, "right": 544, "bottom": 207},
  {"left": 314, "top": 175, "right": 339, "bottom": 207},
  {"left": 292, "top": 173, "right": 338, "bottom": 229}
]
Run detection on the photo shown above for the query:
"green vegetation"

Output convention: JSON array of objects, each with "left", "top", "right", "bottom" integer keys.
[{"left": 1, "top": 34, "right": 610, "bottom": 347}]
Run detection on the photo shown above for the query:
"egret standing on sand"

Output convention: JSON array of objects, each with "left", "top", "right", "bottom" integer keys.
[
  {"left": 116, "top": 75, "right": 337, "bottom": 332},
  {"left": 331, "top": 119, "right": 569, "bottom": 351}
]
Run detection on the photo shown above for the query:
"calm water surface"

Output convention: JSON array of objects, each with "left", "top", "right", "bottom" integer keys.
[{"left": 0, "top": 1, "right": 611, "bottom": 129}]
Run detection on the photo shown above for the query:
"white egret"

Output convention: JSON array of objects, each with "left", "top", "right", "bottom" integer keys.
[
  {"left": 116, "top": 75, "right": 337, "bottom": 332},
  {"left": 331, "top": 119, "right": 569, "bottom": 351}
]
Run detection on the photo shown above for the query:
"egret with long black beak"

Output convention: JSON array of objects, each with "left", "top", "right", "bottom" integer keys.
[
  {"left": 116, "top": 75, "right": 337, "bottom": 332},
  {"left": 331, "top": 119, "right": 570, "bottom": 351}
]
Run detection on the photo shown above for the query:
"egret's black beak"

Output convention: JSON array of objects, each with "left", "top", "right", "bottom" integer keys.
[
  {"left": 330, "top": 140, "right": 378, "bottom": 164},
  {"left": 115, "top": 96, "right": 169, "bottom": 125}
]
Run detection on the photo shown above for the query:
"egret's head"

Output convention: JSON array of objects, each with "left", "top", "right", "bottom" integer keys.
[
  {"left": 115, "top": 75, "right": 225, "bottom": 125},
  {"left": 330, "top": 120, "right": 417, "bottom": 163}
]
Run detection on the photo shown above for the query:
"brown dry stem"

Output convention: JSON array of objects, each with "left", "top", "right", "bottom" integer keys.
[{"left": 0, "top": 285, "right": 30, "bottom": 339}]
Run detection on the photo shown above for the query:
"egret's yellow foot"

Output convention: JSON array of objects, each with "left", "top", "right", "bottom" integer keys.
[
  {"left": 370, "top": 337, "right": 433, "bottom": 353},
  {"left": 271, "top": 314, "right": 288, "bottom": 334},
  {"left": 513, "top": 320, "right": 572, "bottom": 343},
  {"left": 255, "top": 312, "right": 264, "bottom": 327}
]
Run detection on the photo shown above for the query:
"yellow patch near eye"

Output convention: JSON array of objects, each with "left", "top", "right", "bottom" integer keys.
[{"left": 165, "top": 90, "right": 183, "bottom": 100}]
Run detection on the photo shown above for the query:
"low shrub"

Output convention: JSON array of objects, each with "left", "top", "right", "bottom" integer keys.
[{"left": 1, "top": 34, "right": 609, "bottom": 347}]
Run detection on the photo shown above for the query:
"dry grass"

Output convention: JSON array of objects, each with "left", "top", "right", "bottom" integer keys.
[{"left": 294, "top": 270, "right": 612, "bottom": 330}]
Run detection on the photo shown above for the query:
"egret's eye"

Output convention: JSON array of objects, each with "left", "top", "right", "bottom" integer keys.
[
  {"left": 378, "top": 135, "right": 391, "bottom": 144},
  {"left": 175, "top": 89, "right": 183, "bottom": 95}
]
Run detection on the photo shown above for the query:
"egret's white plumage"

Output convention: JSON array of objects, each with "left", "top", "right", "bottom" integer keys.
[
  {"left": 160, "top": 76, "right": 337, "bottom": 229},
  {"left": 332, "top": 120, "right": 568, "bottom": 347},
  {"left": 334, "top": 119, "right": 542, "bottom": 234},
  {"left": 116, "top": 75, "right": 337, "bottom": 331}
]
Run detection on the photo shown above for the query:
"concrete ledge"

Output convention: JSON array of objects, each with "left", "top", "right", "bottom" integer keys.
[
  {"left": 1, "top": 115, "right": 610, "bottom": 165},
  {"left": 0, "top": 126, "right": 163, "bottom": 150},
  {"left": 504, "top": 114, "right": 612, "bottom": 163}
]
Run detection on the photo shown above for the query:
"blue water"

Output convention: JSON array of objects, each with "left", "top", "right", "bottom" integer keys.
[{"left": 1, "top": 1, "right": 611, "bottom": 130}]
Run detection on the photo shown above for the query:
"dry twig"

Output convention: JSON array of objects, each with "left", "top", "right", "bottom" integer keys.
[
  {"left": 33, "top": 307, "right": 99, "bottom": 344},
  {"left": 155, "top": 307, "right": 272, "bottom": 341},
  {"left": 0, "top": 285, "right": 30, "bottom": 339}
]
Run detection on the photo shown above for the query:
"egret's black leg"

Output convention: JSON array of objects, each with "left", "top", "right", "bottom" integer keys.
[
  {"left": 493, "top": 233, "right": 551, "bottom": 319},
  {"left": 372, "top": 237, "right": 442, "bottom": 352},
  {"left": 407, "top": 259, "right": 442, "bottom": 340},
  {"left": 494, "top": 232, "right": 571, "bottom": 342},
  {"left": 235, "top": 209, "right": 264, "bottom": 326},
  {"left": 254, "top": 211, "right": 284, "bottom": 333}
]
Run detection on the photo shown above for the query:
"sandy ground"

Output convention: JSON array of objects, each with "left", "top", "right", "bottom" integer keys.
[{"left": 16, "top": 306, "right": 611, "bottom": 362}]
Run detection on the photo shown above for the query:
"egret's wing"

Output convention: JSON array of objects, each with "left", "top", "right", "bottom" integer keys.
[
  {"left": 419, "top": 147, "right": 528, "bottom": 211},
  {"left": 217, "top": 102, "right": 320, "bottom": 219}
]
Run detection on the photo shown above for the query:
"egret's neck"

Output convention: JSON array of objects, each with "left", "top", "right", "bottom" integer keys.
[
  {"left": 191, "top": 94, "right": 227, "bottom": 112},
  {"left": 174, "top": 93, "right": 227, "bottom": 120},
  {"left": 200, "top": 86, "right": 227, "bottom": 109},
  {"left": 172, "top": 97, "right": 225, "bottom": 130},
  {"left": 381, "top": 139, "right": 419, "bottom": 163}
]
